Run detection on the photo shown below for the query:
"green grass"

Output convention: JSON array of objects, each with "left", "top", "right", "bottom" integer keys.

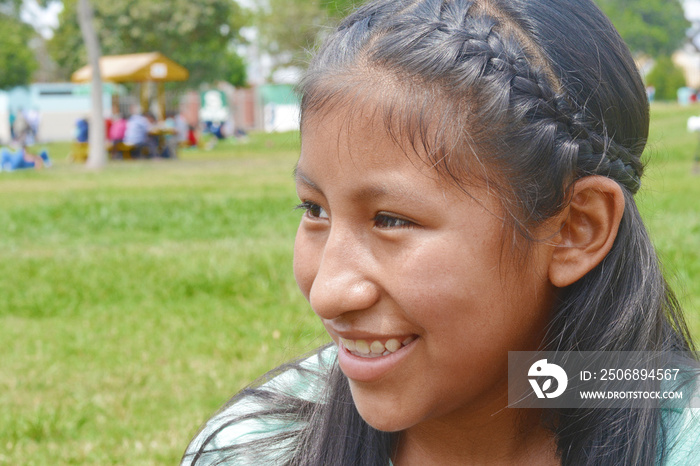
[
  {"left": 2, "top": 105, "right": 700, "bottom": 464},
  {"left": 638, "top": 103, "right": 700, "bottom": 334},
  {"left": 0, "top": 132, "right": 328, "bottom": 465}
]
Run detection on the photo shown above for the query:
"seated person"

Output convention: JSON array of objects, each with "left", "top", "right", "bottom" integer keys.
[
  {"left": 109, "top": 114, "right": 127, "bottom": 143},
  {"left": 108, "top": 113, "right": 128, "bottom": 158},
  {"left": 186, "top": 125, "right": 198, "bottom": 147},
  {"left": 123, "top": 112, "right": 158, "bottom": 157},
  {"left": 75, "top": 117, "right": 89, "bottom": 143},
  {"left": 160, "top": 112, "right": 178, "bottom": 159},
  {"left": 174, "top": 113, "right": 189, "bottom": 146},
  {"left": 212, "top": 122, "right": 225, "bottom": 140}
]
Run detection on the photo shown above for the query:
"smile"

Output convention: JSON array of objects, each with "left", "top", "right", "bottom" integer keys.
[{"left": 339, "top": 336, "right": 417, "bottom": 358}]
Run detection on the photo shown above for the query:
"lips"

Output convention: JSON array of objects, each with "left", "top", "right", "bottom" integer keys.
[
  {"left": 336, "top": 334, "right": 419, "bottom": 382},
  {"left": 339, "top": 336, "right": 417, "bottom": 358}
]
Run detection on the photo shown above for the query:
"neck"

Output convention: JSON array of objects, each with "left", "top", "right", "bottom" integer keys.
[{"left": 392, "top": 394, "right": 559, "bottom": 465}]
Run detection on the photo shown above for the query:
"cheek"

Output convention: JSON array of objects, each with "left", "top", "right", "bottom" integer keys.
[{"left": 293, "top": 227, "right": 318, "bottom": 301}]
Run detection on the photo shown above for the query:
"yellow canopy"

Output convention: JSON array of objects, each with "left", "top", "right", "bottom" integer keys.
[{"left": 71, "top": 52, "right": 189, "bottom": 83}]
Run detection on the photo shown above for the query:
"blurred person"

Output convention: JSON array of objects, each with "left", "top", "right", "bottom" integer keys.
[
  {"left": 124, "top": 111, "right": 158, "bottom": 157},
  {"left": 9, "top": 111, "right": 15, "bottom": 141},
  {"left": 187, "top": 125, "right": 198, "bottom": 148},
  {"left": 174, "top": 112, "right": 189, "bottom": 146},
  {"left": 108, "top": 113, "right": 128, "bottom": 159},
  {"left": 12, "top": 109, "right": 29, "bottom": 147},
  {"left": 25, "top": 107, "right": 40, "bottom": 145},
  {"left": 1, "top": 146, "right": 51, "bottom": 171},
  {"left": 160, "top": 112, "right": 178, "bottom": 158},
  {"left": 109, "top": 113, "right": 127, "bottom": 143},
  {"left": 75, "top": 117, "right": 89, "bottom": 143}
]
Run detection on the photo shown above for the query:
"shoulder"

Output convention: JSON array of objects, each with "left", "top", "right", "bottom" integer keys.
[
  {"left": 661, "top": 379, "right": 700, "bottom": 465},
  {"left": 181, "top": 345, "right": 338, "bottom": 466},
  {"left": 663, "top": 409, "right": 700, "bottom": 465}
]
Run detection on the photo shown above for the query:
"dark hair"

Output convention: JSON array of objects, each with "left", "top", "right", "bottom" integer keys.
[{"left": 184, "top": 1, "right": 696, "bottom": 464}]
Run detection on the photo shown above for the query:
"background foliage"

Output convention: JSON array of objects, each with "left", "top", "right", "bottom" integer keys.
[
  {"left": 48, "top": 0, "right": 249, "bottom": 86},
  {"left": 646, "top": 55, "right": 688, "bottom": 100},
  {"left": 0, "top": 12, "right": 37, "bottom": 88},
  {"left": 594, "top": 0, "right": 689, "bottom": 57},
  {"left": 257, "top": 0, "right": 357, "bottom": 69},
  {"left": 0, "top": 0, "right": 49, "bottom": 88},
  {"left": 258, "top": 0, "right": 691, "bottom": 67}
]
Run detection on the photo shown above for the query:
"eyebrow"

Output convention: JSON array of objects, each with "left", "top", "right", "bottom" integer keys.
[
  {"left": 294, "top": 165, "right": 419, "bottom": 204},
  {"left": 293, "top": 165, "right": 320, "bottom": 192}
]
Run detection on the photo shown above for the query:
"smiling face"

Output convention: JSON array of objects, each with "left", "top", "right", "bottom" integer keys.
[{"left": 293, "top": 104, "right": 558, "bottom": 433}]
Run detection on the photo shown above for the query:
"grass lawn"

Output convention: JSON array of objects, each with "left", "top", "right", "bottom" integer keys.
[
  {"left": 638, "top": 103, "right": 700, "bottom": 334},
  {"left": 2, "top": 104, "right": 699, "bottom": 464}
]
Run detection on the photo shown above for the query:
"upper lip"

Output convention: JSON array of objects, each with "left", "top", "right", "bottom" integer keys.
[{"left": 325, "top": 325, "right": 417, "bottom": 341}]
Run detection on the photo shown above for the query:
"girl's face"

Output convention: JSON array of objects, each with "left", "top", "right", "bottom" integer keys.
[{"left": 294, "top": 107, "right": 558, "bottom": 432}]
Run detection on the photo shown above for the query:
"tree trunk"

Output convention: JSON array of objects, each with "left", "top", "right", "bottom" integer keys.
[{"left": 77, "top": 0, "right": 106, "bottom": 169}]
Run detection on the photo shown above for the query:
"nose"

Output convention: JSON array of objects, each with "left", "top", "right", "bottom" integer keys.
[{"left": 304, "top": 225, "right": 380, "bottom": 321}]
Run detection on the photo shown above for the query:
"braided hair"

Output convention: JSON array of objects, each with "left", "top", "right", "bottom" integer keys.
[
  {"left": 297, "top": 1, "right": 695, "bottom": 464},
  {"left": 186, "top": 1, "right": 695, "bottom": 464}
]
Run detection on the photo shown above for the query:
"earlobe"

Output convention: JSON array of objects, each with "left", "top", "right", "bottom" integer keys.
[{"left": 548, "top": 176, "right": 625, "bottom": 288}]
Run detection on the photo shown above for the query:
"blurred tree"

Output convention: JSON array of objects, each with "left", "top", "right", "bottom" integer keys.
[
  {"left": 257, "top": 0, "right": 357, "bottom": 69},
  {"left": 77, "top": 0, "right": 106, "bottom": 168},
  {"left": 48, "top": 0, "right": 249, "bottom": 86},
  {"left": 0, "top": 0, "right": 58, "bottom": 88},
  {"left": 0, "top": 13, "right": 37, "bottom": 88},
  {"left": 226, "top": 49, "right": 247, "bottom": 87},
  {"left": 646, "top": 55, "right": 687, "bottom": 100},
  {"left": 595, "top": 0, "right": 689, "bottom": 57},
  {"left": 0, "top": 0, "right": 27, "bottom": 15}
]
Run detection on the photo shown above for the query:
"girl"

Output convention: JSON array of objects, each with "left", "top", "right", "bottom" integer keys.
[{"left": 183, "top": 0, "right": 700, "bottom": 464}]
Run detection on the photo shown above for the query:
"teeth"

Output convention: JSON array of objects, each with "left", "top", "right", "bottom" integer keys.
[
  {"left": 340, "top": 336, "right": 417, "bottom": 358},
  {"left": 355, "top": 340, "right": 370, "bottom": 354},
  {"left": 385, "top": 339, "right": 401, "bottom": 352}
]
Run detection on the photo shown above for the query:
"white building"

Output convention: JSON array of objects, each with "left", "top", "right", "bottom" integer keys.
[{"left": 0, "top": 82, "right": 119, "bottom": 144}]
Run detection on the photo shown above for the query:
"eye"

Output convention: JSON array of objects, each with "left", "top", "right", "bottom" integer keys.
[
  {"left": 373, "top": 213, "right": 415, "bottom": 229},
  {"left": 296, "top": 201, "right": 329, "bottom": 220}
]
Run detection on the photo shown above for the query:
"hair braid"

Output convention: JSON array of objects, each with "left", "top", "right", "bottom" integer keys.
[{"left": 359, "top": 1, "right": 644, "bottom": 201}]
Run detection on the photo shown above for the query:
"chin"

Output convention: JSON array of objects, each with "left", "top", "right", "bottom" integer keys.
[
  {"left": 349, "top": 386, "right": 416, "bottom": 433},
  {"left": 357, "top": 409, "right": 407, "bottom": 433}
]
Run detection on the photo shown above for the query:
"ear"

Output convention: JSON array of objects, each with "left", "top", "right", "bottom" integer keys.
[{"left": 548, "top": 176, "right": 625, "bottom": 288}]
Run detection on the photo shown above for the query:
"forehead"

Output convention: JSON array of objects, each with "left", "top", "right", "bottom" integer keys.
[
  {"left": 298, "top": 103, "right": 439, "bottom": 184},
  {"left": 298, "top": 71, "right": 497, "bottom": 192},
  {"left": 301, "top": 70, "right": 452, "bottom": 158}
]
